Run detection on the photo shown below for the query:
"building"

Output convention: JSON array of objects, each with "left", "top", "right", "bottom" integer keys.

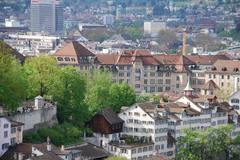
[
  {"left": 103, "top": 15, "right": 115, "bottom": 26},
  {"left": 30, "top": 0, "right": 63, "bottom": 34},
  {"left": 229, "top": 90, "right": 240, "bottom": 110},
  {"left": 0, "top": 116, "right": 24, "bottom": 156},
  {"left": 5, "top": 16, "right": 22, "bottom": 28},
  {"left": 0, "top": 139, "right": 81, "bottom": 160},
  {"left": 118, "top": 103, "right": 175, "bottom": 158},
  {"left": 144, "top": 21, "right": 167, "bottom": 37},
  {"left": 55, "top": 42, "right": 195, "bottom": 94},
  {"left": 4, "top": 33, "right": 60, "bottom": 55},
  {"left": 89, "top": 108, "right": 124, "bottom": 150}
]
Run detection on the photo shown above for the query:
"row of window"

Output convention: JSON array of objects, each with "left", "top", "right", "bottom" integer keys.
[
  {"left": 126, "top": 119, "right": 154, "bottom": 125},
  {"left": 132, "top": 146, "right": 153, "bottom": 154},
  {"left": 155, "top": 136, "right": 167, "bottom": 142},
  {"left": 57, "top": 57, "right": 76, "bottom": 62},
  {"left": 123, "top": 127, "right": 154, "bottom": 133},
  {"left": 155, "top": 128, "right": 168, "bottom": 134},
  {"left": 182, "top": 118, "right": 211, "bottom": 125},
  {"left": 231, "top": 99, "right": 240, "bottom": 104}
]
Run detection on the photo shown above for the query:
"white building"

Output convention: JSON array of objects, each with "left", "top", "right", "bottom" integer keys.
[
  {"left": 119, "top": 103, "right": 175, "bottom": 158},
  {"left": 103, "top": 14, "right": 115, "bottom": 26},
  {"left": 0, "top": 117, "right": 24, "bottom": 156},
  {"left": 144, "top": 21, "right": 167, "bottom": 37},
  {"left": 5, "top": 16, "right": 22, "bottom": 27},
  {"left": 229, "top": 90, "right": 240, "bottom": 110},
  {"left": 4, "top": 33, "right": 60, "bottom": 55},
  {"left": 0, "top": 117, "right": 11, "bottom": 156}
]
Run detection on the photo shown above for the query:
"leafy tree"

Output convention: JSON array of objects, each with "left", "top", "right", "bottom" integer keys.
[
  {"left": 24, "top": 123, "right": 82, "bottom": 146},
  {"left": 215, "top": 84, "right": 233, "bottom": 102},
  {"left": 109, "top": 82, "right": 136, "bottom": 112},
  {"left": 176, "top": 125, "right": 233, "bottom": 160},
  {"left": 24, "top": 56, "right": 59, "bottom": 98},
  {"left": 0, "top": 41, "right": 27, "bottom": 111},
  {"left": 158, "top": 30, "right": 178, "bottom": 51},
  {"left": 51, "top": 67, "right": 88, "bottom": 126},
  {"left": 85, "top": 69, "right": 113, "bottom": 114}
]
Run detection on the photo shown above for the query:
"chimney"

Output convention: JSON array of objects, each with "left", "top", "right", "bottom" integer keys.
[
  {"left": 182, "top": 28, "right": 187, "bottom": 56},
  {"left": 46, "top": 137, "right": 51, "bottom": 151},
  {"left": 35, "top": 96, "right": 44, "bottom": 110}
]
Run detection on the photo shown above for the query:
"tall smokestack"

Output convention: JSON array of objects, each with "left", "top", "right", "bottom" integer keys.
[{"left": 182, "top": 28, "right": 187, "bottom": 56}]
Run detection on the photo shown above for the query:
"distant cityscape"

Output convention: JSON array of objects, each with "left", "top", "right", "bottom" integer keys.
[{"left": 1, "top": 0, "right": 240, "bottom": 160}]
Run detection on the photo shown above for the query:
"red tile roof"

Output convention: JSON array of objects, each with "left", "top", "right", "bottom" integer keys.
[
  {"left": 55, "top": 41, "right": 95, "bottom": 57},
  {"left": 187, "top": 54, "right": 231, "bottom": 65}
]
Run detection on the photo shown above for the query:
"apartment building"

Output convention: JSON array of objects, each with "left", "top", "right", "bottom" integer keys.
[
  {"left": 0, "top": 116, "right": 24, "bottom": 156},
  {"left": 118, "top": 103, "right": 175, "bottom": 158},
  {"left": 55, "top": 41, "right": 195, "bottom": 94}
]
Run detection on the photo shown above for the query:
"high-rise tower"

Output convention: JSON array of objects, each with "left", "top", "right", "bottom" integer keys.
[{"left": 30, "top": 0, "right": 63, "bottom": 34}]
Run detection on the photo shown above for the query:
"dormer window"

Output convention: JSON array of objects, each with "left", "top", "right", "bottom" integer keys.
[
  {"left": 64, "top": 57, "right": 70, "bottom": 61},
  {"left": 233, "top": 68, "right": 239, "bottom": 72},
  {"left": 211, "top": 67, "right": 216, "bottom": 71},
  {"left": 57, "top": 57, "right": 63, "bottom": 61},
  {"left": 222, "top": 67, "right": 227, "bottom": 71}
]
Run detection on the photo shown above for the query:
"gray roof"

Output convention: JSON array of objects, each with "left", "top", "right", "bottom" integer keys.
[{"left": 97, "top": 108, "right": 123, "bottom": 125}]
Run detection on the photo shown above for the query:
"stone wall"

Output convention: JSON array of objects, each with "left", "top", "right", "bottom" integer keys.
[{"left": 10, "top": 106, "right": 58, "bottom": 133}]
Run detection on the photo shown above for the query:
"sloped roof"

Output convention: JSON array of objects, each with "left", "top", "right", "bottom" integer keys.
[
  {"left": 202, "top": 80, "right": 219, "bottom": 90},
  {"left": 55, "top": 41, "right": 95, "bottom": 57},
  {"left": 66, "top": 143, "right": 109, "bottom": 159},
  {"left": 208, "top": 60, "right": 240, "bottom": 73},
  {"left": 0, "top": 41, "right": 25, "bottom": 64},
  {"left": 97, "top": 108, "right": 123, "bottom": 125},
  {"left": 187, "top": 54, "right": 231, "bottom": 65}
]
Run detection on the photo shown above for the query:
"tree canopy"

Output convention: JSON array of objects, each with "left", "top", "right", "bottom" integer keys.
[{"left": 0, "top": 41, "right": 27, "bottom": 111}]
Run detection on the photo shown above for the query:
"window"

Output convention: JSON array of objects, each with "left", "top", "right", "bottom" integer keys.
[
  {"left": 4, "top": 124, "right": 9, "bottom": 128},
  {"left": 71, "top": 58, "right": 76, "bottom": 62},
  {"left": 222, "top": 75, "right": 224, "bottom": 79},
  {"left": 138, "top": 148, "right": 142, "bottom": 153},
  {"left": 132, "top": 149, "right": 136, "bottom": 154},
  {"left": 221, "top": 82, "right": 224, "bottom": 87},
  {"left": 57, "top": 57, "right": 63, "bottom": 61},
  {"left": 165, "top": 79, "right": 171, "bottom": 84},
  {"left": 135, "top": 84, "right": 140, "bottom": 88},
  {"left": 144, "top": 72, "right": 148, "bottom": 77},
  {"left": 119, "top": 66, "right": 124, "bottom": 70},
  {"left": 209, "top": 74, "right": 212, "bottom": 78},
  {"left": 143, "top": 147, "right": 148, "bottom": 152},
  {"left": 176, "top": 76, "right": 180, "bottom": 81},
  {"left": 157, "top": 87, "right": 163, "bottom": 92},
  {"left": 165, "top": 87, "right": 170, "bottom": 91},
  {"left": 150, "top": 79, "right": 155, "bottom": 84},
  {"left": 231, "top": 99, "right": 240, "bottom": 103},
  {"left": 150, "top": 72, "right": 155, "bottom": 77},
  {"left": 121, "top": 149, "right": 127, "bottom": 153},
  {"left": 176, "top": 84, "right": 180, "bottom": 88},
  {"left": 227, "top": 75, "right": 230, "bottom": 79},
  {"left": 11, "top": 127, "right": 16, "bottom": 134},
  {"left": 158, "top": 79, "right": 163, "bottom": 84},
  {"left": 165, "top": 73, "right": 171, "bottom": 77},
  {"left": 119, "top": 72, "right": 124, "bottom": 77},
  {"left": 149, "top": 146, "right": 153, "bottom": 151},
  {"left": 127, "top": 72, "right": 131, "bottom": 77},
  {"left": 150, "top": 87, "right": 155, "bottom": 92},
  {"left": 2, "top": 143, "right": 9, "bottom": 150},
  {"left": 144, "top": 79, "right": 148, "bottom": 84},
  {"left": 135, "top": 76, "right": 141, "bottom": 81},
  {"left": 4, "top": 131, "right": 8, "bottom": 138},
  {"left": 150, "top": 66, "right": 155, "bottom": 70},
  {"left": 158, "top": 72, "right": 163, "bottom": 77},
  {"left": 11, "top": 138, "right": 16, "bottom": 145},
  {"left": 64, "top": 57, "right": 70, "bottom": 61},
  {"left": 213, "top": 74, "right": 216, "bottom": 79}
]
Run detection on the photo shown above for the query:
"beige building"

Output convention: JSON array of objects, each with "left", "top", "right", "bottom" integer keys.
[{"left": 55, "top": 42, "right": 195, "bottom": 94}]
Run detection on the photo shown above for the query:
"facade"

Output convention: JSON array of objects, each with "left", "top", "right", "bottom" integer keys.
[
  {"left": 4, "top": 33, "right": 60, "bottom": 55},
  {"left": 144, "top": 21, "right": 167, "bottom": 36},
  {"left": 90, "top": 108, "right": 124, "bottom": 150},
  {"left": 103, "top": 15, "right": 115, "bottom": 26},
  {"left": 0, "top": 117, "right": 24, "bottom": 156},
  {"left": 0, "top": 117, "right": 11, "bottom": 156},
  {"left": 119, "top": 103, "right": 175, "bottom": 158},
  {"left": 229, "top": 90, "right": 240, "bottom": 110},
  {"left": 30, "top": 0, "right": 63, "bottom": 34}
]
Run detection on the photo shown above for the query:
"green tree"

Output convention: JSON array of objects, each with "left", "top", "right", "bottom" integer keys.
[
  {"left": 51, "top": 67, "right": 88, "bottom": 126},
  {"left": 109, "top": 82, "right": 136, "bottom": 112},
  {"left": 85, "top": 69, "right": 113, "bottom": 114},
  {"left": 24, "top": 56, "right": 59, "bottom": 98},
  {"left": 0, "top": 41, "right": 27, "bottom": 111},
  {"left": 176, "top": 125, "right": 233, "bottom": 160},
  {"left": 158, "top": 29, "right": 178, "bottom": 51}
]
